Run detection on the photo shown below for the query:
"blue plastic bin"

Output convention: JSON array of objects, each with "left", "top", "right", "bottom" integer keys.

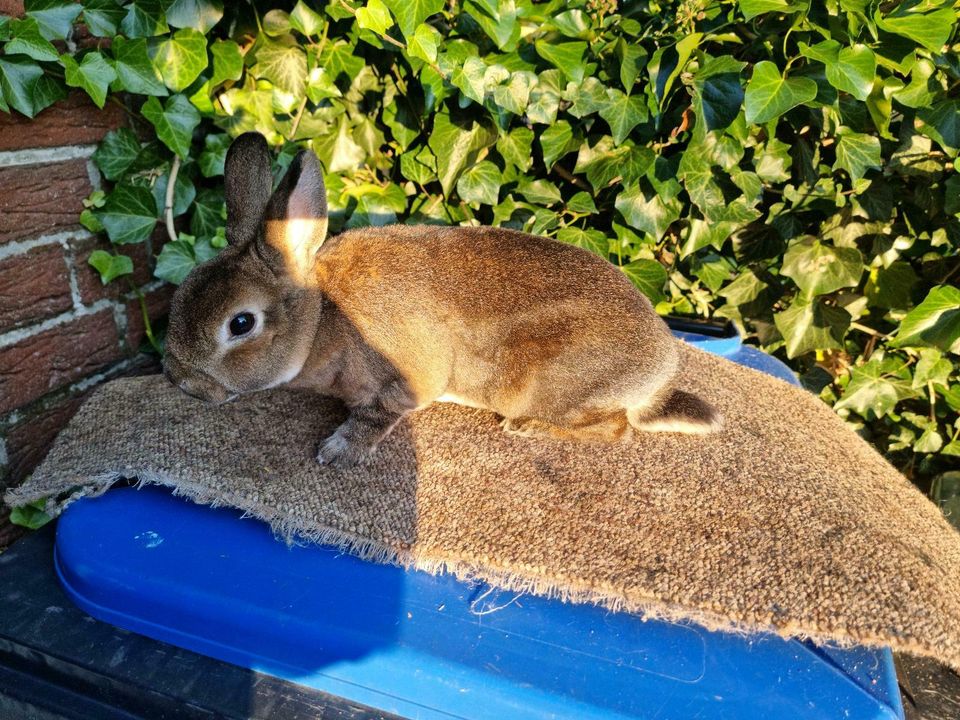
[{"left": 53, "top": 324, "right": 904, "bottom": 720}]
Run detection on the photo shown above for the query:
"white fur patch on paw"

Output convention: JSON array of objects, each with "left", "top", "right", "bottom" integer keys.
[{"left": 316, "top": 430, "right": 373, "bottom": 469}]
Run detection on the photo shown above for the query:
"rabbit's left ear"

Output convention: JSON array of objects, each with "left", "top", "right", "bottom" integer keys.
[{"left": 261, "top": 149, "right": 329, "bottom": 282}]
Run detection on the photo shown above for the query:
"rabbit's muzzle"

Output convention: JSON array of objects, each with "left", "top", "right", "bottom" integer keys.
[{"left": 163, "top": 353, "right": 236, "bottom": 405}]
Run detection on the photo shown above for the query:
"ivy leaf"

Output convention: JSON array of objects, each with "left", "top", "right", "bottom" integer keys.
[
  {"left": 120, "top": 0, "right": 169, "bottom": 38},
  {"left": 534, "top": 40, "right": 588, "bottom": 84},
  {"left": 253, "top": 35, "right": 307, "bottom": 96},
  {"left": 150, "top": 27, "right": 209, "bottom": 92},
  {"left": 209, "top": 39, "right": 243, "bottom": 88},
  {"left": 865, "top": 261, "right": 918, "bottom": 310},
  {"left": 621, "top": 259, "right": 668, "bottom": 303},
  {"left": 382, "top": 0, "right": 442, "bottom": 40},
  {"left": 428, "top": 110, "right": 497, "bottom": 197},
  {"left": 835, "top": 358, "right": 916, "bottom": 418},
  {"left": 0, "top": 55, "right": 65, "bottom": 117},
  {"left": 491, "top": 70, "right": 535, "bottom": 115},
  {"left": 875, "top": 6, "right": 955, "bottom": 53},
  {"left": 141, "top": 94, "right": 201, "bottom": 158},
  {"left": 691, "top": 55, "right": 745, "bottom": 132},
  {"left": 61, "top": 52, "right": 116, "bottom": 108},
  {"left": 154, "top": 238, "right": 198, "bottom": 284},
  {"left": 9, "top": 500, "right": 52, "bottom": 530},
  {"left": 615, "top": 183, "right": 682, "bottom": 240},
  {"left": 88, "top": 249, "right": 134, "bottom": 284},
  {"left": 834, "top": 130, "right": 882, "bottom": 182},
  {"left": 408, "top": 23, "right": 441, "bottom": 64},
  {"left": 112, "top": 36, "right": 167, "bottom": 96},
  {"left": 93, "top": 128, "right": 142, "bottom": 181},
  {"left": 917, "top": 99, "right": 960, "bottom": 157},
  {"left": 913, "top": 349, "right": 952, "bottom": 389},
  {"left": 191, "top": 188, "right": 225, "bottom": 237},
  {"left": 165, "top": 0, "right": 224, "bottom": 34},
  {"left": 312, "top": 115, "right": 365, "bottom": 173},
  {"left": 825, "top": 45, "right": 876, "bottom": 101},
  {"left": 456, "top": 160, "right": 501, "bottom": 205},
  {"left": 81, "top": 0, "right": 125, "bottom": 37},
  {"left": 152, "top": 167, "right": 196, "bottom": 218},
  {"left": 96, "top": 184, "right": 158, "bottom": 245},
  {"left": 539, "top": 120, "right": 578, "bottom": 169},
  {"left": 24, "top": 0, "right": 82, "bottom": 40},
  {"left": 781, "top": 238, "right": 864, "bottom": 297},
  {"left": 738, "top": 0, "right": 801, "bottom": 20},
  {"left": 496, "top": 125, "right": 534, "bottom": 172},
  {"left": 566, "top": 191, "right": 596, "bottom": 214},
  {"left": 774, "top": 297, "right": 850, "bottom": 358},
  {"left": 290, "top": 0, "right": 326, "bottom": 36},
  {"left": 892, "top": 285, "right": 960, "bottom": 354},
  {"left": 599, "top": 88, "right": 648, "bottom": 145},
  {"left": 5, "top": 17, "right": 59, "bottom": 62},
  {"left": 452, "top": 55, "right": 487, "bottom": 104},
  {"left": 518, "top": 178, "right": 561, "bottom": 205},
  {"left": 556, "top": 227, "right": 606, "bottom": 257},
  {"left": 356, "top": 0, "right": 393, "bottom": 35},
  {"left": 744, "top": 61, "right": 817, "bottom": 124}
]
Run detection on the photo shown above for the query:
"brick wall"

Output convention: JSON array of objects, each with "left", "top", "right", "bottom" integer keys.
[{"left": 0, "top": 92, "right": 171, "bottom": 544}]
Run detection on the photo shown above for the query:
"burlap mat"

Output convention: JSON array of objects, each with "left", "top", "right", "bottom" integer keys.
[{"left": 6, "top": 341, "right": 960, "bottom": 669}]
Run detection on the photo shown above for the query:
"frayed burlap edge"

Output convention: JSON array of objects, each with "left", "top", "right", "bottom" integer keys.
[{"left": 6, "top": 467, "right": 951, "bottom": 669}]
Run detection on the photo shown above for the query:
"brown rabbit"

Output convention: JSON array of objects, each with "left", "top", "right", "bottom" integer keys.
[{"left": 164, "top": 133, "right": 720, "bottom": 468}]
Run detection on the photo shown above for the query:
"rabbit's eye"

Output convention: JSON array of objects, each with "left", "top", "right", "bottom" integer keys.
[{"left": 229, "top": 312, "right": 255, "bottom": 337}]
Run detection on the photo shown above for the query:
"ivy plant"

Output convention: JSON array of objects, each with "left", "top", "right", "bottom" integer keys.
[{"left": 0, "top": 0, "right": 958, "bottom": 503}]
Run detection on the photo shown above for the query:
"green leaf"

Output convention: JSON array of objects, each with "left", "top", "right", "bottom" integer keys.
[
  {"left": 456, "top": 160, "right": 501, "bottom": 205},
  {"left": 356, "top": 0, "right": 393, "bottom": 35},
  {"left": 825, "top": 45, "right": 876, "bottom": 101},
  {"left": 96, "top": 184, "right": 158, "bottom": 245},
  {"left": 617, "top": 39, "right": 646, "bottom": 92},
  {"left": 112, "top": 36, "right": 167, "bottom": 96},
  {"left": 865, "top": 261, "right": 918, "bottom": 310},
  {"left": 491, "top": 70, "right": 535, "bottom": 115},
  {"left": 518, "top": 178, "right": 561, "bottom": 205},
  {"left": 892, "top": 285, "right": 960, "bottom": 353},
  {"left": 152, "top": 166, "right": 196, "bottom": 217},
  {"left": 575, "top": 136, "right": 655, "bottom": 190},
  {"left": 24, "top": 0, "right": 81, "bottom": 40},
  {"left": 452, "top": 55, "right": 487, "bottom": 104},
  {"left": 496, "top": 125, "right": 533, "bottom": 172},
  {"left": 738, "top": 0, "right": 800, "bottom": 20},
  {"left": 615, "top": 183, "right": 681, "bottom": 240},
  {"left": 165, "top": 0, "right": 223, "bottom": 33},
  {"left": 835, "top": 357, "right": 916, "bottom": 418},
  {"left": 209, "top": 39, "right": 243, "bottom": 87},
  {"left": 120, "top": 0, "right": 168, "bottom": 38},
  {"left": 263, "top": 9, "right": 292, "bottom": 36},
  {"left": 5, "top": 17, "right": 59, "bottom": 62},
  {"left": 781, "top": 238, "right": 864, "bottom": 297},
  {"left": 0, "top": 55, "right": 65, "bottom": 117},
  {"left": 744, "top": 61, "right": 817, "bottom": 124},
  {"left": 154, "top": 238, "right": 198, "bottom": 284},
  {"left": 312, "top": 115, "right": 365, "bottom": 173},
  {"left": 93, "top": 128, "right": 142, "bottom": 181},
  {"left": 834, "top": 130, "right": 882, "bottom": 182},
  {"left": 253, "top": 35, "right": 307, "bottom": 96},
  {"left": 599, "top": 88, "right": 648, "bottom": 145},
  {"left": 566, "top": 191, "right": 596, "bottom": 214},
  {"left": 621, "top": 259, "right": 668, "bottom": 303},
  {"left": 81, "top": 0, "right": 125, "bottom": 37},
  {"left": 691, "top": 55, "right": 745, "bottom": 132},
  {"left": 88, "top": 249, "right": 134, "bottom": 284},
  {"left": 556, "top": 226, "right": 606, "bottom": 256},
  {"left": 141, "top": 94, "right": 200, "bottom": 158},
  {"left": 774, "top": 297, "right": 850, "bottom": 358},
  {"left": 61, "top": 52, "right": 116, "bottom": 108},
  {"left": 917, "top": 99, "right": 960, "bottom": 157},
  {"left": 382, "top": 0, "right": 442, "bottom": 40},
  {"left": 408, "top": 23, "right": 441, "bottom": 63},
  {"left": 9, "top": 499, "right": 52, "bottom": 529},
  {"left": 913, "top": 348, "right": 952, "bottom": 389},
  {"left": 191, "top": 188, "right": 225, "bottom": 237},
  {"left": 428, "top": 110, "right": 497, "bottom": 197},
  {"left": 150, "top": 27, "right": 209, "bottom": 92},
  {"left": 539, "top": 120, "right": 578, "bottom": 169},
  {"left": 290, "top": 0, "right": 326, "bottom": 36},
  {"left": 534, "top": 40, "right": 587, "bottom": 84},
  {"left": 875, "top": 6, "right": 955, "bottom": 53}
]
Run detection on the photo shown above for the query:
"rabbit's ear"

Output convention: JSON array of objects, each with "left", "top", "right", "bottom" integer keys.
[
  {"left": 224, "top": 133, "right": 273, "bottom": 246},
  {"left": 261, "top": 149, "right": 329, "bottom": 282}
]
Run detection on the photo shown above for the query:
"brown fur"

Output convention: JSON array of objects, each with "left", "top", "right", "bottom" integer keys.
[{"left": 164, "top": 133, "right": 720, "bottom": 467}]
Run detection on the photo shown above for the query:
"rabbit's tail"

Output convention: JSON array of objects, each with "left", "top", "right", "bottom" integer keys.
[{"left": 627, "top": 388, "right": 722, "bottom": 435}]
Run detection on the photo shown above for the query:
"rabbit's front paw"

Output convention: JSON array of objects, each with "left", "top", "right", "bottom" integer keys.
[{"left": 316, "top": 428, "right": 373, "bottom": 469}]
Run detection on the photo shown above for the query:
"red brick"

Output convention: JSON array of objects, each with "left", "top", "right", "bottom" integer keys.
[
  {"left": 126, "top": 284, "right": 173, "bottom": 352},
  {"left": 4, "top": 392, "right": 85, "bottom": 488},
  {"left": 0, "top": 159, "right": 92, "bottom": 245},
  {"left": 71, "top": 235, "right": 153, "bottom": 304},
  {"left": 0, "top": 244, "right": 72, "bottom": 329},
  {"left": 0, "top": 92, "right": 126, "bottom": 152},
  {"left": 0, "top": 310, "right": 122, "bottom": 414}
]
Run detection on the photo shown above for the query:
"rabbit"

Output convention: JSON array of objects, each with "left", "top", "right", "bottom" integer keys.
[{"left": 163, "top": 132, "right": 720, "bottom": 469}]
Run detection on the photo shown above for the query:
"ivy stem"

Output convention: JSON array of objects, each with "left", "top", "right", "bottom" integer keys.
[
  {"left": 928, "top": 380, "right": 937, "bottom": 423},
  {"left": 850, "top": 321, "right": 890, "bottom": 338},
  {"left": 126, "top": 278, "right": 162, "bottom": 355},
  {"left": 165, "top": 155, "right": 181, "bottom": 244}
]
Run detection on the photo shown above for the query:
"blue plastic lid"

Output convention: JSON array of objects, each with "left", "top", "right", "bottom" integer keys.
[{"left": 52, "top": 328, "right": 902, "bottom": 720}]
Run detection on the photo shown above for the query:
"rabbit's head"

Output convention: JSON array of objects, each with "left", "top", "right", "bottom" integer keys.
[{"left": 163, "top": 133, "right": 329, "bottom": 403}]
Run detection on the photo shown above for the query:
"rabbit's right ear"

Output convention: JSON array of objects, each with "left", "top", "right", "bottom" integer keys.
[{"left": 224, "top": 133, "right": 273, "bottom": 246}]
